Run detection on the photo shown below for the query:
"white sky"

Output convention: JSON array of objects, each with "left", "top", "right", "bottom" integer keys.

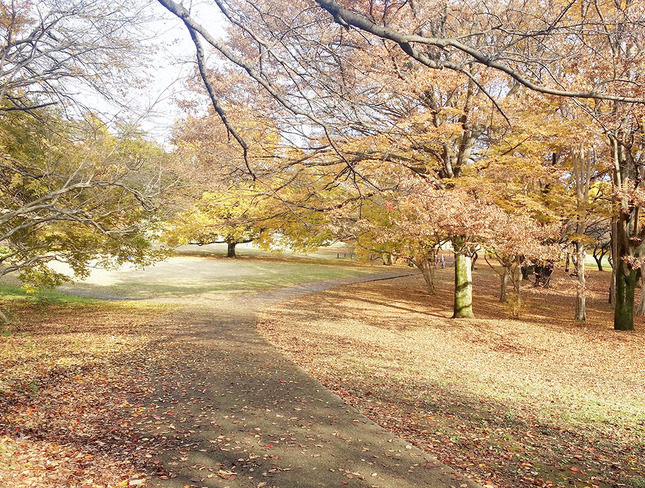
[{"left": 112, "top": 1, "right": 226, "bottom": 145}]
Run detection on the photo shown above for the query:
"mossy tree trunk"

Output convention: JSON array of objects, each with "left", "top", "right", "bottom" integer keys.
[
  {"left": 611, "top": 134, "right": 641, "bottom": 331},
  {"left": 453, "top": 238, "right": 474, "bottom": 318},
  {"left": 614, "top": 257, "right": 637, "bottom": 330},
  {"left": 610, "top": 221, "right": 617, "bottom": 305}
]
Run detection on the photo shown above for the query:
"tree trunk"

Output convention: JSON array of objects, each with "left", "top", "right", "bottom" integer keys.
[
  {"left": 637, "top": 260, "right": 645, "bottom": 316},
  {"left": 453, "top": 250, "right": 474, "bottom": 318},
  {"left": 521, "top": 265, "right": 533, "bottom": 281},
  {"left": 575, "top": 242, "right": 586, "bottom": 322},
  {"left": 614, "top": 257, "right": 637, "bottom": 330},
  {"left": 637, "top": 282, "right": 645, "bottom": 316},
  {"left": 593, "top": 254, "right": 603, "bottom": 271},
  {"left": 500, "top": 266, "right": 508, "bottom": 302},
  {"left": 227, "top": 241, "right": 237, "bottom": 258},
  {"left": 513, "top": 264, "right": 523, "bottom": 295},
  {"left": 415, "top": 253, "right": 435, "bottom": 295},
  {"left": 507, "top": 263, "right": 523, "bottom": 318},
  {"left": 610, "top": 221, "right": 617, "bottom": 304},
  {"left": 572, "top": 143, "right": 588, "bottom": 321}
]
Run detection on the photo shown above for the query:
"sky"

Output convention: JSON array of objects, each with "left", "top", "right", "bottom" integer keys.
[{"left": 112, "top": 1, "right": 226, "bottom": 145}]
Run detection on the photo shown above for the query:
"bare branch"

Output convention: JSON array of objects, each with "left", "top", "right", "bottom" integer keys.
[{"left": 314, "top": 0, "right": 645, "bottom": 105}]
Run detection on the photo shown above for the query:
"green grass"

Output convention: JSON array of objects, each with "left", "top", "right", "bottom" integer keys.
[
  {"left": 0, "top": 284, "right": 100, "bottom": 328},
  {"left": 0, "top": 283, "right": 98, "bottom": 305},
  {"left": 52, "top": 256, "right": 389, "bottom": 299},
  {"left": 0, "top": 284, "right": 171, "bottom": 333}
]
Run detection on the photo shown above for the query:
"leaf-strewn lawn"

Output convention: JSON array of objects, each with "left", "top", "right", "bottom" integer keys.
[
  {"left": 257, "top": 266, "right": 645, "bottom": 488},
  {"left": 0, "top": 295, "right": 177, "bottom": 488}
]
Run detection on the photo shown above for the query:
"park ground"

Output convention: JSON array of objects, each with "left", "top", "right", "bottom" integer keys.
[
  {"left": 0, "top": 253, "right": 644, "bottom": 488},
  {"left": 259, "top": 265, "right": 645, "bottom": 488}
]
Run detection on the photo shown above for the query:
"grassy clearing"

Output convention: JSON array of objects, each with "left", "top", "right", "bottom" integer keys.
[
  {"left": 49, "top": 255, "right": 379, "bottom": 299},
  {"left": 173, "top": 241, "right": 357, "bottom": 261},
  {"left": 257, "top": 266, "right": 645, "bottom": 488},
  {"left": 0, "top": 283, "right": 98, "bottom": 304}
]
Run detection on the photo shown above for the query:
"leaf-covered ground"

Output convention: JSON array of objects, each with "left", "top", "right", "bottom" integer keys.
[
  {"left": 257, "top": 266, "right": 645, "bottom": 488},
  {"left": 0, "top": 299, "right": 182, "bottom": 488}
]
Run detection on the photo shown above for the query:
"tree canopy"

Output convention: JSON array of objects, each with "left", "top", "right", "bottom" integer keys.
[
  {"left": 0, "top": 0, "right": 173, "bottom": 288},
  {"left": 157, "top": 0, "right": 644, "bottom": 329}
]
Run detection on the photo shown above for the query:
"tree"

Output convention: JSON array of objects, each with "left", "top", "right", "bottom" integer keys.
[
  {"left": 0, "top": 109, "right": 170, "bottom": 287},
  {"left": 166, "top": 187, "right": 270, "bottom": 258},
  {"left": 0, "top": 0, "right": 176, "bottom": 289},
  {"left": 1, "top": 0, "right": 147, "bottom": 114},
  {"left": 167, "top": 104, "right": 340, "bottom": 257},
  {"left": 485, "top": 211, "right": 559, "bottom": 317},
  {"left": 396, "top": 184, "right": 505, "bottom": 318},
  {"left": 157, "top": 0, "right": 644, "bottom": 328},
  {"left": 587, "top": 220, "right": 611, "bottom": 272}
]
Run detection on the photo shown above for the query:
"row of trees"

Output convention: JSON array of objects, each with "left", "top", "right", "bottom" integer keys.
[
  {"left": 158, "top": 0, "right": 644, "bottom": 330},
  {"left": 1, "top": 0, "right": 643, "bottom": 333}
]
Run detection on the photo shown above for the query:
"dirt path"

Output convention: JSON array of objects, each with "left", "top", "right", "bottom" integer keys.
[{"left": 62, "top": 260, "right": 481, "bottom": 487}]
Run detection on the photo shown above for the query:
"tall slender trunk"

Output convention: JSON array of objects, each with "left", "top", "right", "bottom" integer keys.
[
  {"left": 512, "top": 264, "right": 523, "bottom": 295},
  {"left": 636, "top": 259, "right": 645, "bottom": 316},
  {"left": 610, "top": 220, "right": 618, "bottom": 304},
  {"left": 573, "top": 148, "right": 589, "bottom": 322},
  {"left": 415, "top": 252, "right": 435, "bottom": 295},
  {"left": 500, "top": 266, "right": 508, "bottom": 302},
  {"left": 507, "top": 262, "right": 523, "bottom": 318},
  {"left": 637, "top": 281, "right": 645, "bottom": 316},
  {"left": 453, "top": 249, "right": 474, "bottom": 318},
  {"left": 575, "top": 242, "right": 586, "bottom": 322}
]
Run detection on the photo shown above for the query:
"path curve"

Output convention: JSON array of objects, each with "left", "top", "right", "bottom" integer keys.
[{"left": 66, "top": 258, "right": 481, "bottom": 487}]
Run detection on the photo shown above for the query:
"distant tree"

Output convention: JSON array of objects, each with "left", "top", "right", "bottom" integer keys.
[
  {"left": 165, "top": 186, "right": 268, "bottom": 258},
  {"left": 483, "top": 213, "right": 560, "bottom": 317},
  {"left": 167, "top": 108, "right": 336, "bottom": 257},
  {"left": 587, "top": 220, "right": 612, "bottom": 272}
]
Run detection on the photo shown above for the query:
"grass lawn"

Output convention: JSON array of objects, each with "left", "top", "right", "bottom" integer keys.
[
  {"left": 257, "top": 266, "right": 645, "bottom": 488},
  {"left": 48, "top": 254, "right": 379, "bottom": 300}
]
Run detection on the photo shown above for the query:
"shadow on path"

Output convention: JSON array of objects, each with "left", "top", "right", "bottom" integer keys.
[{"left": 142, "top": 270, "right": 480, "bottom": 488}]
